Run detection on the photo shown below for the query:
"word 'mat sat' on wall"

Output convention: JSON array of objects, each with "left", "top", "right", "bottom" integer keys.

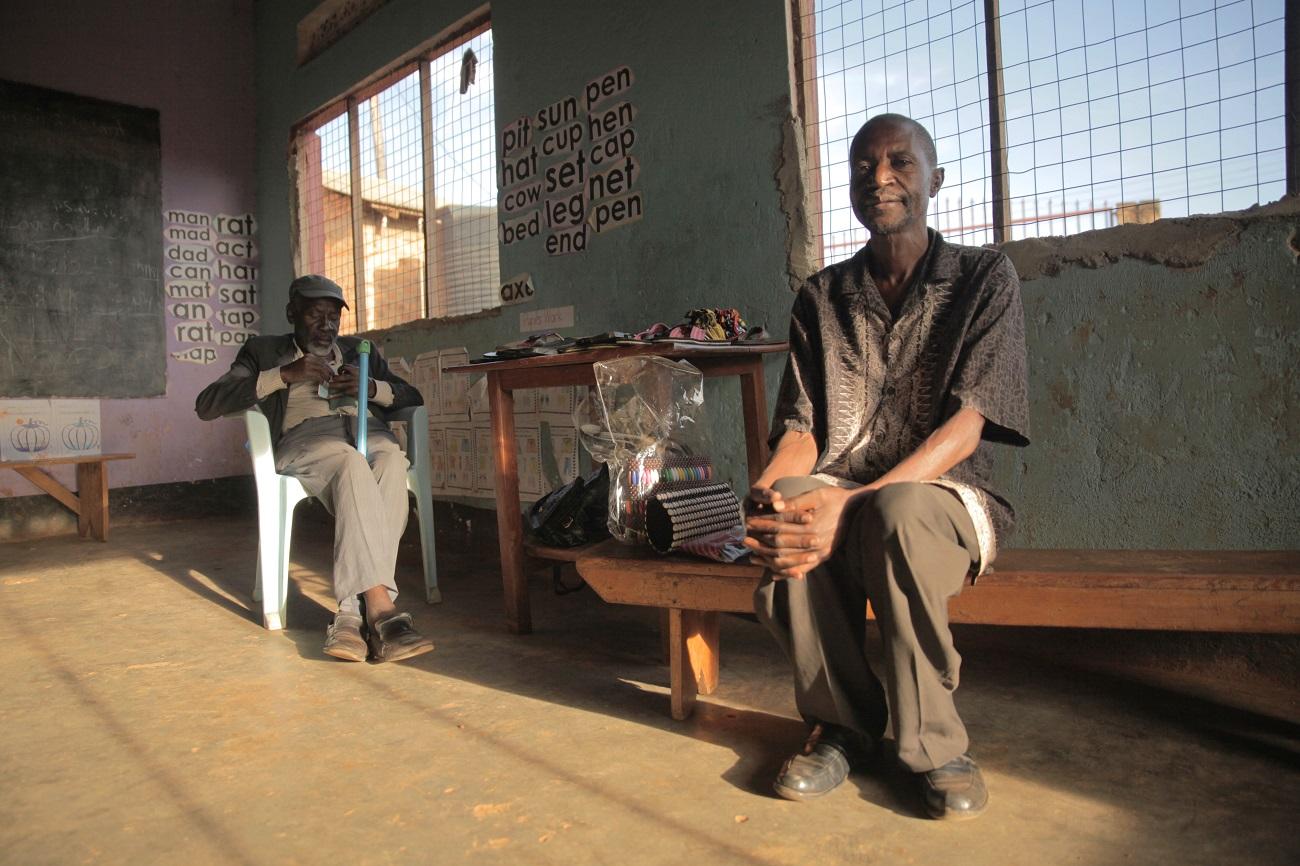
[
  {"left": 497, "top": 65, "right": 643, "bottom": 257},
  {"left": 164, "top": 209, "right": 260, "bottom": 365}
]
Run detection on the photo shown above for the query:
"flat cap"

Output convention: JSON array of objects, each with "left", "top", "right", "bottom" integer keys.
[{"left": 289, "top": 274, "right": 349, "bottom": 308}]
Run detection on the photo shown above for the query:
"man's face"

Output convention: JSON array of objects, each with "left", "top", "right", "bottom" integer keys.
[
  {"left": 848, "top": 120, "right": 944, "bottom": 236},
  {"left": 287, "top": 296, "right": 343, "bottom": 356}
]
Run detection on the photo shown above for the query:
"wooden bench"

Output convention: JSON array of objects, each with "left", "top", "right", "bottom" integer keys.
[
  {"left": 575, "top": 540, "right": 1300, "bottom": 719},
  {"left": 0, "top": 453, "right": 135, "bottom": 541}
]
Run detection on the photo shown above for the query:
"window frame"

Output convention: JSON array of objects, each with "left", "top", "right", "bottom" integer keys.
[
  {"left": 791, "top": 0, "right": 1298, "bottom": 261},
  {"left": 289, "top": 12, "right": 494, "bottom": 332}
]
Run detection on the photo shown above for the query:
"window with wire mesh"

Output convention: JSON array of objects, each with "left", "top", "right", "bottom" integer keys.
[
  {"left": 295, "top": 112, "right": 359, "bottom": 332},
  {"left": 292, "top": 24, "right": 499, "bottom": 333},
  {"left": 795, "top": 0, "right": 1288, "bottom": 266}
]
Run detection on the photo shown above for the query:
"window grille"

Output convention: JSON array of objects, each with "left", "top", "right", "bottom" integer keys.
[
  {"left": 297, "top": 112, "right": 358, "bottom": 333},
  {"left": 293, "top": 22, "right": 498, "bottom": 332},
  {"left": 794, "top": 0, "right": 1290, "bottom": 265}
]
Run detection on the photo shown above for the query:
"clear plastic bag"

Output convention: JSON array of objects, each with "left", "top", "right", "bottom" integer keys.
[{"left": 573, "top": 356, "right": 713, "bottom": 544}]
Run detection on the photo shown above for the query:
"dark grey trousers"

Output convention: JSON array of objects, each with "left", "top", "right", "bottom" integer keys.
[
  {"left": 274, "top": 415, "right": 410, "bottom": 613},
  {"left": 754, "top": 480, "right": 979, "bottom": 772}
]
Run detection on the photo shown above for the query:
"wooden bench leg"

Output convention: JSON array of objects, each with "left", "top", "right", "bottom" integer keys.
[
  {"left": 76, "top": 461, "right": 108, "bottom": 541},
  {"left": 668, "top": 609, "right": 720, "bottom": 720},
  {"left": 659, "top": 608, "right": 671, "bottom": 664},
  {"left": 691, "top": 611, "right": 720, "bottom": 696}
]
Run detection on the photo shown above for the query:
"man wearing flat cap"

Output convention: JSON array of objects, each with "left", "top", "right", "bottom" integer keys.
[{"left": 196, "top": 274, "right": 433, "bottom": 663}]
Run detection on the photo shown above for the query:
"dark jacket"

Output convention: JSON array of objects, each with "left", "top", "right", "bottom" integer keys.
[{"left": 195, "top": 334, "right": 423, "bottom": 447}]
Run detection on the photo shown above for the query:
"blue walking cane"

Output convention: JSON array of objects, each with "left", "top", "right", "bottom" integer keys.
[{"left": 355, "top": 340, "right": 371, "bottom": 458}]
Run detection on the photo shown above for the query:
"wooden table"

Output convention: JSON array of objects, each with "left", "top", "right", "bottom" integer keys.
[
  {"left": 448, "top": 342, "right": 786, "bottom": 634},
  {"left": 0, "top": 453, "right": 135, "bottom": 541}
]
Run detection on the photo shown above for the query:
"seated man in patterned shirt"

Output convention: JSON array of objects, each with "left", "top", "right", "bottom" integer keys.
[
  {"left": 196, "top": 275, "right": 433, "bottom": 664},
  {"left": 745, "top": 114, "right": 1029, "bottom": 820}
]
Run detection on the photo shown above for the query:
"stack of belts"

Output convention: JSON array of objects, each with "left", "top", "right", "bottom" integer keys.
[{"left": 645, "top": 483, "right": 744, "bottom": 553}]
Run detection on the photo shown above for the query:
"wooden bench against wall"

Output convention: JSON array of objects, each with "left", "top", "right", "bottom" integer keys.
[
  {"left": 575, "top": 541, "right": 1300, "bottom": 720},
  {"left": 0, "top": 453, "right": 135, "bottom": 541}
]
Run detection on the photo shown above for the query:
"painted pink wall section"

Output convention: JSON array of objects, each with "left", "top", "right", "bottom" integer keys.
[{"left": 0, "top": 0, "right": 257, "bottom": 497}]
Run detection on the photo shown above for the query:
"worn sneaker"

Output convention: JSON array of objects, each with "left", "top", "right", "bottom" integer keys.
[
  {"left": 323, "top": 613, "right": 368, "bottom": 662},
  {"left": 367, "top": 611, "right": 434, "bottom": 663},
  {"left": 773, "top": 722, "right": 875, "bottom": 801}
]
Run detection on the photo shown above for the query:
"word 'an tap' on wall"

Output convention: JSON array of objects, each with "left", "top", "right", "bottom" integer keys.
[{"left": 163, "top": 209, "right": 260, "bottom": 365}]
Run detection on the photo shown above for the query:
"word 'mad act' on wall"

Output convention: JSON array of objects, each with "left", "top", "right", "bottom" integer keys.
[{"left": 164, "top": 209, "right": 260, "bottom": 365}]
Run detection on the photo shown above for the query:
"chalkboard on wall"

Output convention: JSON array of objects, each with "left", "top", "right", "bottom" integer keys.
[{"left": 0, "top": 79, "right": 165, "bottom": 398}]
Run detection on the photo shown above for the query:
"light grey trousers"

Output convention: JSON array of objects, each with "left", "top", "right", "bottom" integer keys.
[
  {"left": 754, "top": 480, "right": 979, "bottom": 772},
  {"left": 274, "top": 415, "right": 410, "bottom": 614}
]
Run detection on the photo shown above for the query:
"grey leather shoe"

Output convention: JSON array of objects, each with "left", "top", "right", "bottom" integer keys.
[
  {"left": 920, "top": 753, "right": 988, "bottom": 820},
  {"left": 773, "top": 722, "right": 874, "bottom": 801},
  {"left": 367, "top": 611, "right": 434, "bottom": 663},
  {"left": 323, "top": 613, "right": 367, "bottom": 662}
]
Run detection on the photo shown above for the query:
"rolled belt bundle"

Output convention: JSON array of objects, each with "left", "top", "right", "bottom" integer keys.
[{"left": 644, "top": 481, "right": 745, "bottom": 554}]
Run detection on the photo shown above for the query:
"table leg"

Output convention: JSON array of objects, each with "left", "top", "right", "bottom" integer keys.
[
  {"left": 738, "top": 358, "right": 770, "bottom": 486},
  {"left": 75, "top": 460, "right": 108, "bottom": 541},
  {"left": 487, "top": 373, "right": 530, "bottom": 634}
]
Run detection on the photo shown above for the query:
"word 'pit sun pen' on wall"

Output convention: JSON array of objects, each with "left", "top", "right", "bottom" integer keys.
[{"left": 498, "top": 65, "right": 642, "bottom": 257}]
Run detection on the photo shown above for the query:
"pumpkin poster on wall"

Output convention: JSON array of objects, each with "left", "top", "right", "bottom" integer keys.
[
  {"left": 0, "top": 399, "right": 56, "bottom": 462},
  {"left": 52, "top": 400, "right": 102, "bottom": 458},
  {"left": 0, "top": 399, "right": 102, "bottom": 461}
]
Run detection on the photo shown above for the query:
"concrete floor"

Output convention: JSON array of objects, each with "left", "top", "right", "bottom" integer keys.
[{"left": 1, "top": 516, "right": 1297, "bottom": 866}]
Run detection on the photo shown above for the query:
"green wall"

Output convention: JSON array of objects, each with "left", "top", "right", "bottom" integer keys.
[
  {"left": 255, "top": 0, "right": 1299, "bottom": 550},
  {"left": 255, "top": 0, "right": 795, "bottom": 497}
]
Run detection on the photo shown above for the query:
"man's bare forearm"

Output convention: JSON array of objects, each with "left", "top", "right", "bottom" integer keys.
[
  {"left": 754, "top": 430, "right": 819, "bottom": 490},
  {"left": 754, "top": 407, "right": 983, "bottom": 502}
]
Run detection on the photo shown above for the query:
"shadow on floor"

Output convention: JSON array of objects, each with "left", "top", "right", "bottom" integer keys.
[
  {"left": 110, "top": 514, "right": 1300, "bottom": 831},
  {"left": 106, "top": 515, "right": 929, "bottom": 816}
]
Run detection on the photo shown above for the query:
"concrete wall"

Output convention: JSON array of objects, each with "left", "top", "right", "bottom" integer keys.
[
  {"left": 1001, "top": 202, "right": 1300, "bottom": 549},
  {"left": 0, "top": 0, "right": 257, "bottom": 506}
]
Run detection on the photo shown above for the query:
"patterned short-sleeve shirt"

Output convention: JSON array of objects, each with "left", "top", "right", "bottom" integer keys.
[{"left": 770, "top": 230, "right": 1030, "bottom": 572}]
